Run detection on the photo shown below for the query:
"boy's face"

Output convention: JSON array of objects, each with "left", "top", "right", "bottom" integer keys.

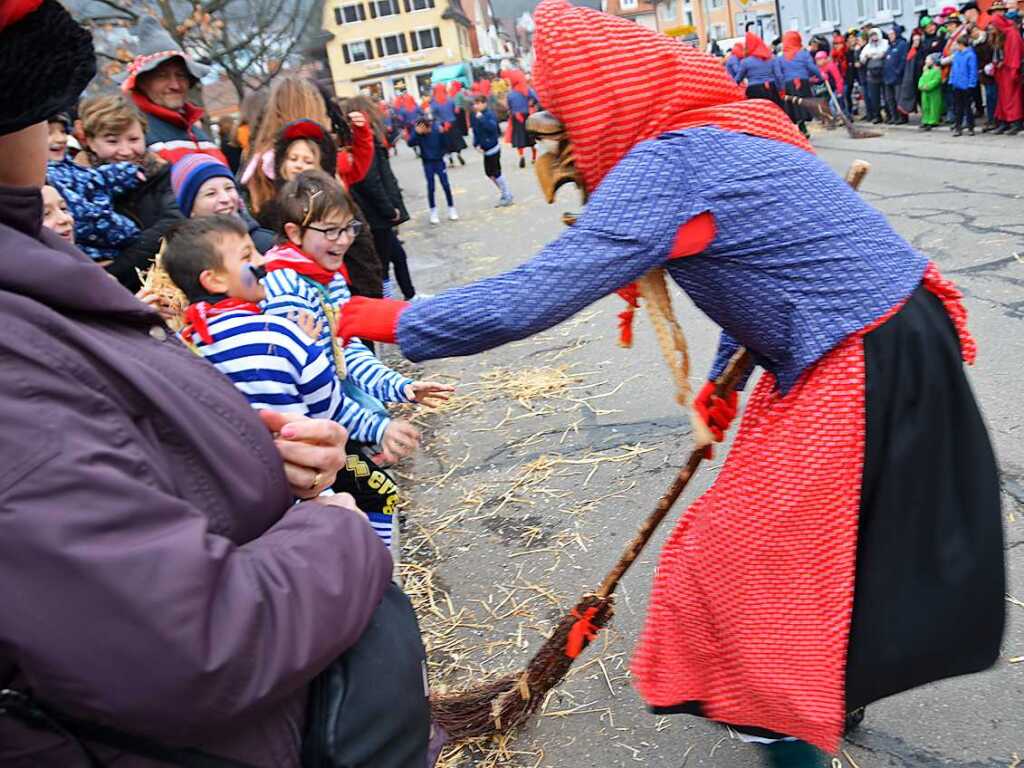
[
  {"left": 200, "top": 232, "right": 265, "bottom": 302},
  {"left": 296, "top": 209, "right": 357, "bottom": 274},
  {"left": 473, "top": 100, "right": 486, "bottom": 114},
  {"left": 192, "top": 176, "right": 241, "bottom": 218},
  {"left": 282, "top": 139, "right": 320, "bottom": 181},
  {"left": 47, "top": 122, "right": 68, "bottom": 162},
  {"left": 88, "top": 121, "right": 147, "bottom": 165},
  {"left": 41, "top": 185, "right": 75, "bottom": 243}
]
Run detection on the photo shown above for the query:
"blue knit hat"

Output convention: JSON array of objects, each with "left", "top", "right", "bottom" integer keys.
[{"left": 171, "top": 153, "right": 234, "bottom": 217}]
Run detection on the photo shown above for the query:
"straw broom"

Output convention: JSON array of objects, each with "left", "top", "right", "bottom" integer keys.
[{"left": 431, "top": 159, "right": 873, "bottom": 740}]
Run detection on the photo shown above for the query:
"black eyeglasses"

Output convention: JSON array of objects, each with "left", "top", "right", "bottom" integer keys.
[{"left": 305, "top": 220, "right": 363, "bottom": 241}]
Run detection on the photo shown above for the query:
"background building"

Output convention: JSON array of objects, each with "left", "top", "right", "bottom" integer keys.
[
  {"left": 323, "top": 0, "right": 475, "bottom": 100},
  {"left": 603, "top": 0, "right": 777, "bottom": 48},
  {"left": 775, "top": 0, "right": 994, "bottom": 37}
]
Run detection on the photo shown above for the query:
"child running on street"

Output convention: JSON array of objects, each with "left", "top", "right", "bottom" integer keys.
[
  {"left": 471, "top": 95, "right": 514, "bottom": 207},
  {"left": 408, "top": 116, "right": 459, "bottom": 225}
]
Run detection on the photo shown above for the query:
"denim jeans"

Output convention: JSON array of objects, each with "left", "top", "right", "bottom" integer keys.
[{"left": 985, "top": 81, "right": 998, "bottom": 122}]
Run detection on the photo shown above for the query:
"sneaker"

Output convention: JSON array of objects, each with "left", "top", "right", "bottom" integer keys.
[
  {"left": 967, "top": 128, "right": 976, "bottom": 136},
  {"left": 409, "top": 292, "right": 433, "bottom": 303},
  {"left": 495, "top": 196, "right": 514, "bottom": 207},
  {"left": 519, "top": 157, "right": 526, "bottom": 169},
  {"left": 953, "top": 128, "right": 962, "bottom": 137},
  {"left": 429, "top": 209, "right": 440, "bottom": 225},
  {"left": 448, "top": 207, "right": 459, "bottom": 221}
]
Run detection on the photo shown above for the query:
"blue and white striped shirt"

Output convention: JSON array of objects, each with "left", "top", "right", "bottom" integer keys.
[
  {"left": 262, "top": 267, "right": 414, "bottom": 404},
  {"left": 183, "top": 309, "right": 390, "bottom": 445}
]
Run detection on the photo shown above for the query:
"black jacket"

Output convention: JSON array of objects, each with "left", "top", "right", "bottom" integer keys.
[
  {"left": 108, "top": 156, "right": 183, "bottom": 292},
  {"left": 350, "top": 142, "right": 409, "bottom": 231}
]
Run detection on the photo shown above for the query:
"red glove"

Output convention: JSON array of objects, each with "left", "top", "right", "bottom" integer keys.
[
  {"left": 339, "top": 297, "right": 410, "bottom": 346},
  {"left": 693, "top": 381, "right": 739, "bottom": 443},
  {"left": 442, "top": 122, "right": 451, "bottom": 131}
]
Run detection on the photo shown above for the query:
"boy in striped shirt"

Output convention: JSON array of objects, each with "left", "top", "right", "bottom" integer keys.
[{"left": 162, "top": 215, "right": 432, "bottom": 546}]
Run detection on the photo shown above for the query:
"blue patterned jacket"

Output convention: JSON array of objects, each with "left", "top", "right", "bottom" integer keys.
[
  {"left": 395, "top": 128, "right": 927, "bottom": 394},
  {"left": 46, "top": 159, "right": 141, "bottom": 262}
]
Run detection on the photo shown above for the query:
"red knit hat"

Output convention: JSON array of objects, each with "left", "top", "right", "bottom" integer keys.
[{"left": 531, "top": 0, "right": 811, "bottom": 193}]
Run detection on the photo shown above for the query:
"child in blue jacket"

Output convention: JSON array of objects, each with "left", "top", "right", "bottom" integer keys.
[
  {"left": 947, "top": 36, "right": 978, "bottom": 136},
  {"left": 46, "top": 140, "right": 142, "bottom": 262},
  {"left": 407, "top": 117, "right": 459, "bottom": 225},
  {"left": 471, "top": 95, "right": 513, "bottom": 207}
]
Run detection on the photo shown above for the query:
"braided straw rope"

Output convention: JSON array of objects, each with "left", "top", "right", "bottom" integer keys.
[{"left": 635, "top": 267, "right": 715, "bottom": 447}]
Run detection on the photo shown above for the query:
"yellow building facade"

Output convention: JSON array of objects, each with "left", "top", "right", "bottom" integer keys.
[{"left": 323, "top": 0, "right": 474, "bottom": 100}]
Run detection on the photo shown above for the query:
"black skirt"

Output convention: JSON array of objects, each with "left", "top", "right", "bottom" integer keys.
[
  {"left": 443, "top": 124, "right": 466, "bottom": 154},
  {"left": 510, "top": 115, "right": 535, "bottom": 148},
  {"left": 746, "top": 82, "right": 781, "bottom": 105},
  {"left": 653, "top": 284, "right": 1005, "bottom": 731},
  {"left": 784, "top": 79, "right": 814, "bottom": 124}
]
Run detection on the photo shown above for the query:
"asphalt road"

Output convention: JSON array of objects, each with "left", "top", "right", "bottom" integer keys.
[{"left": 384, "top": 123, "right": 1024, "bottom": 768}]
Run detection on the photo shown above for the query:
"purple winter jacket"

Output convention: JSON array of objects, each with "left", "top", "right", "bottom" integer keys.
[{"left": 0, "top": 185, "right": 393, "bottom": 766}]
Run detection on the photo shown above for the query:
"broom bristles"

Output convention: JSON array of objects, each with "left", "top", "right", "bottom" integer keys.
[{"left": 430, "top": 594, "right": 614, "bottom": 740}]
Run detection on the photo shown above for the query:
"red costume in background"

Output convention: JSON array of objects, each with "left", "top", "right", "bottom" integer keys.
[{"left": 992, "top": 14, "right": 1023, "bottom": 123}]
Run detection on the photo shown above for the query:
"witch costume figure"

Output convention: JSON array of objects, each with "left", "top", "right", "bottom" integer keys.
[{"left": 341, "top": 1, "right": 1005, "bottom": 765}]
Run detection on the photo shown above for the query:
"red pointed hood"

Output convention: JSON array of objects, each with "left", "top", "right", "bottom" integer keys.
[
  {"left": 745, "top": 31, "right": 773, "bottom": 60},
  {"left": 532, "top": 0, "right": 811, "bottom": 192},
  {"left": 432, "top": 83, "right": 448, "bottom": 104}
]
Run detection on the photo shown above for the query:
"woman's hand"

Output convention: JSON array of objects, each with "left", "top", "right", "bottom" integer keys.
[
  {"left": 379, "top": 418, "right": 420, "bottom": 464},
  {"left": 403, "top": 380, "right": 455, "bottom": 408},
  {"left": 318, "top": 492, "right": 362, "bottom": 511},
  {"left": 348, "top": 111, "right": 367, "bottom": 129},
  {"left": 136, "top": 287, "right": 179, "bottom": 322},
  {"left": 259, "top": 410, "right": 348, "bottom": 499}
]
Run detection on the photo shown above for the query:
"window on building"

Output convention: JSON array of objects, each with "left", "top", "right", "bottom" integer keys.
[
  {"left": 376, "top": 32, "right": 409, "bottom": 57},
  {"left": 334, "top": 3, "right": 366, "bottom": 24},
  {"left": 458, "top": 25, "right": 469, "bottom": 48},
  {"left": 802, "top": 0, "right": 814, "bottom": 24},
  {"left": 707, "top": 0, "right": 724, "bottom": 10},
  {"left": 711, "top": 22, "right": 727, "bottom": 38},
  {"left": 342, "top": 39, "right": 373, "bottom": 63},
  {"left": 659, "top": 1, "right": 676, "bottom": 20},
  {"left": 409, "top": 26, "right": 442, "bottom": 49},
  {"left": 875, "top": 0, "right": 899, "bottom": 11},
  {"left": 621, "top": 0, "right": 638, "bottom": 9},
  {"left": 855, "top": 0, "right": 868, "bottom": 17},
  {"left": 370, "top": 0, "right": 400, "bottom": 17},
  {"left": 818, "top": 0, "right": 840, "bottom": 19},
  {"left": 404, "top": 0, "right": 435, "bottom": 11}
]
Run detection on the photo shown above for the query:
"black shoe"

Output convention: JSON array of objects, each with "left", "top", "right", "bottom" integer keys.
[
  {"left": 982, "top": 121, "right": 999, "bottom": 132},
  {"left": 872, "top": 117, "right": 884, "bottom": 124},
  {"left": 994, "top": 122, "right": 1009, "bottom": 134},
  {"left": 1008, "top": 121, "right": 1023, "bottom": 135},
  {"left": 458, "top": 154, "right": 466, "bottom": 166},
  {"left": 968, "top": 128, "right": 976, "bottom": 136},
  {"left": 922, "top": 124, "right": 933, "bottom": 131},
  {"left": 953, "top": 128, "right": 962, "bottom": 137},
  {"left": 518, "top": 157, "right": 525, "bottom": 168},
  {"left": 844, "top": 707, "right": 867, "bottom": 735}
]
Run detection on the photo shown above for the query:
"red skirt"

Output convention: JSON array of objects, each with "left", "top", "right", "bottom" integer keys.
[{"left": 630, "top": 265, "right": 1001, "bottom": 751}]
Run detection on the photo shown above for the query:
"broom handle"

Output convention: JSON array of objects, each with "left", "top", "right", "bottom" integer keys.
[
  {"left": 594, "top": 160, "right": 871, "bottom": 601},
  {"left": 596, "top": 348, "right": 754, "bottom": 600}
]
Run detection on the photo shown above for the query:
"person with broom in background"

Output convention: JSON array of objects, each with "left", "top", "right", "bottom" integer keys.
[{"left": 339, "top": 1, "right": 1005, "bottom": 765}]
